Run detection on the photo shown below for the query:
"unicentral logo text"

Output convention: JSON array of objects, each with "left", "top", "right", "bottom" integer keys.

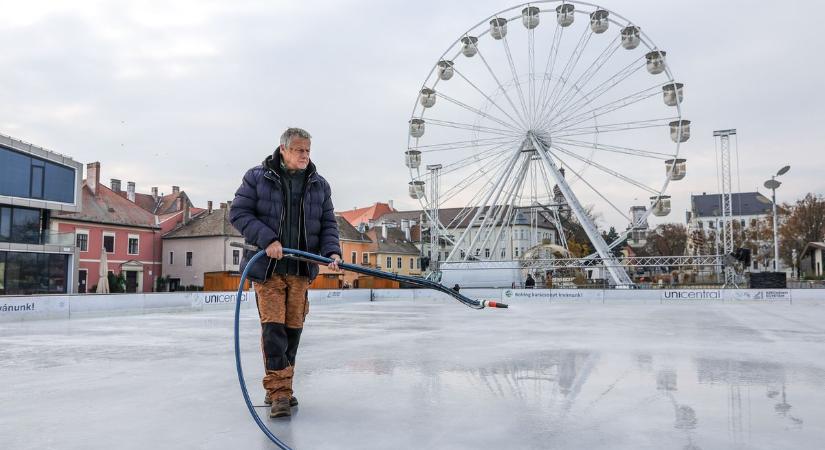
[{"left": 662, "top": 290, "right": 721, "bottom": 300}]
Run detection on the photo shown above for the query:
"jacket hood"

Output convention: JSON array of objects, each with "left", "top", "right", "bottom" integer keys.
[{"left": 263, "top": 149, "right": 317, "bottom": 177}]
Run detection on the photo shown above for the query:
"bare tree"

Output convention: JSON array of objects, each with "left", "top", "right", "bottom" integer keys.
[{"left": 779, "top": 193, "right": 825, "bottom": 267}]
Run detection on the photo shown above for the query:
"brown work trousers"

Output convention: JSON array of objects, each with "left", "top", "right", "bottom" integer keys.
[{"left": 254, "top": 274, "right": 309, "bottom": 401}]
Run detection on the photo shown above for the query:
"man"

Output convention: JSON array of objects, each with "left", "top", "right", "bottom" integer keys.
[{"left": 230, "top": 127, "right": 342, "bottom": 418}]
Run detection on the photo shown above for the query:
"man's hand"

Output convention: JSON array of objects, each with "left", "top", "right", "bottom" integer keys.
[
  {"left": 265, "top": 241, "right": 283, "bottom": 259},
  {"left": 328, "top": 254, "right": 342, "bottom": 272}
]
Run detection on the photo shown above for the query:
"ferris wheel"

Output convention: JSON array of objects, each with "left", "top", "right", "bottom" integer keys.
[{"left": 404, "top": 1, "right": 690, "bottom": 285}]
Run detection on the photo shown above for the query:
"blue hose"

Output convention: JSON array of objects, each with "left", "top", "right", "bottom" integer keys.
[
  {"left": 234, "top": 250, "right": 293, "bottom": 450},
  {"left": 233, "top": 246, "right": 508, "bottom": 448}
]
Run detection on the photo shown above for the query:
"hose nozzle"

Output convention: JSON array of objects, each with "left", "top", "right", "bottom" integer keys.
[{"left": 482, "top": 300, "right": 509, "bottom": 308}]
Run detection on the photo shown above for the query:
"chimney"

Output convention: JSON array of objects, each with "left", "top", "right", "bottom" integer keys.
[
  {"left": 388, "top": 200, "right": 394, "bottom": 210},
  {"left": 401, "top": 219, "right": 411, "bottom": 241},
  {"left": 172, "top": 186, "right": 180, "bottom": 194},
  {"left": 219, "top": 202, "right": 227, "bottom": 210},
  {"left": 151, "top": 186, "right": 158, "bottom": 199},
  {"left": 226, "top": 200, "right": 232, "bottom": 209},
  {"left": 126, "top": 181, "right": 135, "bottom": 202},
  {"left": 110, "top": 179, "right": 121, "bottom": 193},
  {"left": 183, "top": 200, "right": 190, "bottom": 225},
  {"left": 86, "top": 162, "right": 101, "bottom": 195},
  {"left": 207, "top": 201, "right": 213, "bottom": 214},
  {"left": 381, "top": 222, "right": 387, "bottom": 239},
  {"left": 175, "top": 197, "right": 182, "bottom": 211}
]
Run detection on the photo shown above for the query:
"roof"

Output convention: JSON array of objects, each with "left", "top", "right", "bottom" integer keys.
[
  {"left": 801, "top": 242, "right": 825, "bottom": 257},
  {"left": 54, "top": 184, "right": 158, "bottom": 229},
  {"left": 377, "top": 206, "right": 558, "bottom": 230},
  {"left": 691, "top": 192, "right": 773, "bottom": 218},
  {"left": 117, "top": 190, "right": 192, "bottom": 215},
  {"left": 163, "top": 206, "right": 240, "bottom": 239},
  {"left": 367, "top": 227, "right": 419, "bottom": 255},
  {"left": 336, "top": 216, "right": 372, "bottom": 242},
  {"left": 339, "top": 202, "right": 396, "bottom": 227}
]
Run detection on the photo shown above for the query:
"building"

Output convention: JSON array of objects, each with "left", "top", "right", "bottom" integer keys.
[
  {"left": 800, "top": 242, "right": 825, "bottom": 278},
  {"left": 52, "top": 162, "right": 161, "bottom": 293},
  {"left": 314, "top": 216, "right": 373, "bottom": 288},
  {"left": 339, "top": 202, "right": 396, "bottom": 228},
  {"left": 685, "top": 192, "right": 776, "bottom": 269},
  {"left": 0, "top": 132, "right": 84, "bottom": 295},
  {"left": 377, "top": 207, "right": 558, "bottom": 265},
  {"left": 366, "top": 224, "right": 422, "bottom": 277},
  {"left": 162, "top": 202, "right": 243, "bottom": 290},
  {"left": 111, "top": 182, "right": 199, "bottom": 235}
]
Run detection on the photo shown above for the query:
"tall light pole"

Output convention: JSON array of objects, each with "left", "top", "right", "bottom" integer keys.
[{"left": 764, "top": 165, "right": 790, "bottom": 271}]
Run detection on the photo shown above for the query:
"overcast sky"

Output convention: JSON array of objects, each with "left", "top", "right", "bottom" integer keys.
[{"left": 1, "top": 0, "right": 823, "bottom": 230}]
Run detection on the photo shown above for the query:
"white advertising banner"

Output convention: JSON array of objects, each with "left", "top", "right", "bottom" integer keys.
[
  {"left": 0, "top": 296, "right": 70, "bottom": 321},
  {"left": 501, "top": 289, "right": 604, "bottom": 302}
]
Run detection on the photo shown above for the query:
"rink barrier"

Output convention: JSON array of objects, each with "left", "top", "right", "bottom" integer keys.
[{"left": 1, "top": 288, "right": 823, "bottom": 322}]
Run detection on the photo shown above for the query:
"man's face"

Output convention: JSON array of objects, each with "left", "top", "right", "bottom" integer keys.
[{"left": 280, "top": 137, "right": 311, "bottom": 171}]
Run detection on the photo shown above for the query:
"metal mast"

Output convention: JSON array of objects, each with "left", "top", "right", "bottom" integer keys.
[
  {"left": 713, "top": 129, "right": 737, "bottom": 286},
  {"left": 426, "top": 164, "right": 442, "bottom": 268}
]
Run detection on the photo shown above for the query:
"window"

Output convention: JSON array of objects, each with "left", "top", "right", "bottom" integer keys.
[
  {"left": 0, "top": 251, "right": 69, "bottom": 295},
  {"left": 0, "top": 206, "right": 42, "bottom": 245},
  {"left": 186, "top": 252, "right": 193, "bottom": 267},
  {"left": 128, "top": 235, "right": 139, "bottom": 255},
  {"left": 409, "top": 258, "right": 414, "bottom": 269},
  {"left": 475, "top": 248, "right": 480, "bottom": 256},
  {"left": 76, "top": 231, "right": 88, "bottom": 252},
  {"left": 484, "top": 248, "right": 490, "bottom": 258},
  {"left": 697, "top": 221, "right": 703, "bottom": 229},
  {"left": 0, "top": 146, "right": 76, "bottom": 203},
  {"left": 233, "top": 250, "right": 240, "bottom": 265},
  {"left": 351, "top": 251, "right": 357, "bottom": 264},
  {"left": 515, "top": 247, "right": 520, "bottom": 257},
  {"left": 103, "top": 233, "right": 115, "bottom": 253},
  {"left": 362, "top": 253, "right": 369, "bottom": 264},
  {"left": 169, "top": 251, "right": 174, "bottom": 265},
  {"left": 397, "top": 257, "right": 402, "bottom": 269},
  {"left": 386, "top": 256, "right": 392, "bottom": 269},
  {"left": 501, "top": 249, "right": 506, "bottom": 258},
  {"left": 416, "top": 258, "right": 420, "bottom": 269},
  {"left": 460, "top": 250, "right": 465, "bottom": 258}
]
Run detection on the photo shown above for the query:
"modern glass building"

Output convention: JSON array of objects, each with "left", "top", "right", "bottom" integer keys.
[{"left": 0, "top": 132, "right": 83, "bottom": 295}]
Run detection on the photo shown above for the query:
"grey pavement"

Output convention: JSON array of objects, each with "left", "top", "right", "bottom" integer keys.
[{"left": 2, "top": 299, "right": 824, "bottom": 449}]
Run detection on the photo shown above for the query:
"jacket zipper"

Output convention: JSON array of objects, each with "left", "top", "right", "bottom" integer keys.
[{"left": 263, "top": 169, "right": 284, "bottom": 277}]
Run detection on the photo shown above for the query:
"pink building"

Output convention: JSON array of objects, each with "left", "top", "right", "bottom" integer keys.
[{"left": 53, "top": 162, "right": 162, "bottom": 293}]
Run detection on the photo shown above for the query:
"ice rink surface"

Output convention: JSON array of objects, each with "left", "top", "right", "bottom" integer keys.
[{"left": 2, "top": 298, "right": 825, "bottom": 449}]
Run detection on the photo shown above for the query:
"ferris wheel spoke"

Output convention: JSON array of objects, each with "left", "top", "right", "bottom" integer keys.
[
  {"left": 479, "top": 153, "right": 532, "bottom": 256},
  {"left": 537, "top": 25, "right": 592, "bottom": 128},
  {"left": 550, "top": 144, "right": 659, "bottom": 194},
  {"left": 418, "top": 145, "right": 513, "bottom": 182},
  {"left": 552, "top": 117, "right": 677, "bottom": 138},
  {"left": 475, "top": 47, "right": 529, "bottom": 128},
  {"left": 447, "top": 148, "right": 524, "bottom": 260},
  {"left": 425, "top": 118, "right": 523, "bottom": 137},
  {"left": 551, "top": 151, "right": 633, "bottom": 223},
  {"left": 499, "top": 33, "right": 532, "bottom": 127},
  {"left": 535, "top": 24, "right": 564, "bottom": 124},
  {"left": 461, "top": 152, "right": 527, "bottom": 260},
  {"left": 544, "top": 56, "right": 645, "bottom": 126},
  {"left": 440, "top": 144, "right": 520, "bottom": 208},
  {"left": 528, "top": 27, "right": 537, "bottom": 127},
  {"left": 553, "top": 137, "right": 673, "bottom": 160},
  {"left": 436, "top": 91, "right": 523, "bottom": 132},
  {"left": 452, "top": 66, "right": 526, "bottom": 131},
  {"left": 414, "top": 136, "right": 517, "bottom": 153},
  {"left": 549, "top": 84, "right": 661, "bottom": 131},
  {"left": 542, "top": 35, "right": 621, "bottom": 125}
]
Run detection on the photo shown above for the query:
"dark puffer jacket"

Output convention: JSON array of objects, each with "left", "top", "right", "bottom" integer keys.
[{"left": 229, "top": 151, "right": 341, "bottom": 282}]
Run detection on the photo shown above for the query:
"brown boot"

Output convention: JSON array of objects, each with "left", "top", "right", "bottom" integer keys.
[
  {"left": 265, "top": 395, "right": 298, "bottom": 407},
  {"left": 269, "top": 397, "right": 291, "bottom": 418}
]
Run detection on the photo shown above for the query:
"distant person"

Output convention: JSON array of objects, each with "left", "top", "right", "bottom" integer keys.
[
  {"left": 452, "top": 283, "right": 460, "bottom": 293},
  {"left": 230, "top": 127, "right": 342, "bottom": 419},
  {"left": 525, "top": 274, "right": 535, "bottom": 289}
]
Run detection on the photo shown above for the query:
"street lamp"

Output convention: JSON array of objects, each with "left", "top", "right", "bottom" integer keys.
[{"left": 764, "top": 165, "right": 790, "bottom": 271}]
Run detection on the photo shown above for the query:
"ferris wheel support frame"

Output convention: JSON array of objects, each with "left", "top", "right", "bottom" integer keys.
[{"left": 530, "top": 133, "right": 633, "bottom": 286}]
